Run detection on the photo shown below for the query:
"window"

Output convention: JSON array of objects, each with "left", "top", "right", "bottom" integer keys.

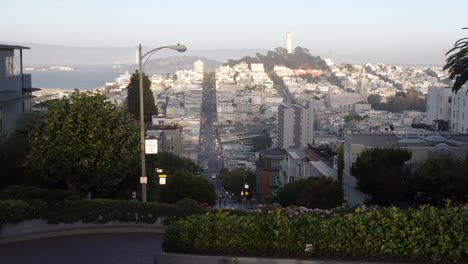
[
  {"left": 166, "top": 135, "right": 174, "bottom": 142},
  {"left": 166, "top": 145, "right": 174, "bottom": 152},
  {"left": 5, "top": 56, "right": 14, "bottom": 76}
]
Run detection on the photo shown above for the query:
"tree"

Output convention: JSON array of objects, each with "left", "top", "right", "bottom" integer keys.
[
  {"left": 160, "top": 170, "right": 216, "bottom": 205},
  {"left": 410, "top": 155, "right": 468, "bottom": 206},
  {"left": 26, "top": 91, "right": 139, "bottom": 197},
  {"left": 296, "top": 177, "right": 343, "bottom": 209},
  {"left": 278, "top": 177, "right": 343, "bottom": 209},
  {"left": 344, "top": 114, "right": 364, "bottom": 123},
  {"left": 0, "top": 112, "right": 45, "bottom": 188},
  {"left": 220, "top": 169, "right": 255, "bottom": 196},
  {"left": 126, "top": 70, "right": 158, "bottom": 120},
  {"left": 367, "top": 94, "right": 382, "bottom": 109},
  {"left": 252, "top": 135, "right": 272, "bottom": 152},
  {"left": 351, "top": 148, "right": 412, "bottom": 205},
  {"left": 277, "top": 180, "right": 303, "bottom": 207},
  {"left": 443, "top": 28, "right": 468, "bottom": 93}
]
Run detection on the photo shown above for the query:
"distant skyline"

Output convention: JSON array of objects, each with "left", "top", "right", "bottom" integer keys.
[{"left": 1, "top": 0, "right": 467, "bottom": 65}]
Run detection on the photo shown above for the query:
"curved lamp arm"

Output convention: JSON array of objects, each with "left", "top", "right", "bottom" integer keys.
[{"left": 142, "top": 44, "right": 187, "bottom": 69}]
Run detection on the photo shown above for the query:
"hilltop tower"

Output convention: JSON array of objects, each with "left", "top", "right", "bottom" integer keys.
[
  {"left": 359, "top": 67, "right": 368, "bottom": 100},
  {"left": 286, "top": 32, "right": 292, "bottom": 54}
]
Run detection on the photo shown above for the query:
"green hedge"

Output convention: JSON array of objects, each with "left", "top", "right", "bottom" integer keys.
[
  {"left": 163, "top": 205, "right": 468, "bottom": 263},
  {"left": 0, "top": 199, "right": 203, "bottom": 225},
  {"left": 0, "top": 185, "right": 79, "bottom": 201}
]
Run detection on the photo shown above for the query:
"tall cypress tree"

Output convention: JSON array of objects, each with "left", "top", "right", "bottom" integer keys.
[{"left": 126, "top": 70, "right": 158, "bottom": 120}]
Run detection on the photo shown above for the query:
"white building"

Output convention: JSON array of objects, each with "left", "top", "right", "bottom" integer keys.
[
  {"left": 278, "top": 103, "right": 295, "bottom": 149},
  {"left": 450, "top": 85, "right": 468, "bottom": 134},
  {"left": 427, "top": 86, "right": 452, "bottom": 130},
  {"left": 277, "top": 101, "right": 315, "bottom": 149},
  {"left": 194, "top": 60, "right": 204, "bottom": 74}
]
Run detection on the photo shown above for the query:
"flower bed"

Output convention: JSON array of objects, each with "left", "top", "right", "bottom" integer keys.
[{"left": 163, "top": 204, "right": 468, "bottom": 263}]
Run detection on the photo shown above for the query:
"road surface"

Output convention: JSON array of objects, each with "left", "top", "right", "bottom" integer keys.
[{"left": 0, "top": 233, "right": 163, "bottom": 264}]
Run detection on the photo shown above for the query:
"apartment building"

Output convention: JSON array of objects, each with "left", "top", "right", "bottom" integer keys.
[{"left": 0, "top": 44, "right": 39, "bottom": 136}]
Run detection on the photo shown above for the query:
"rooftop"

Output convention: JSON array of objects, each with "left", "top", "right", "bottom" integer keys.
[{"left": 0, "top": 44, "right": 30, "bottom": 50}]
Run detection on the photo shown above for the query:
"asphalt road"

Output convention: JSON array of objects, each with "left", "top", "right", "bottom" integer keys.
[{"left": 0, "top": 233, "right": 163, "bottom": 264}]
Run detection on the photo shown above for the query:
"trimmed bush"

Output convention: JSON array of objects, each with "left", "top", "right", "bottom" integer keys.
[
  {"left": 163, "top": 205, "right": 468, "bottom": 263},
  {"left": 0, "top": 199, "right": 187, "bottom": 225},
  {"left": 175, "top": 198, "right": 204, "bottom": 217},
  {"left": 0, "top": 185, "right": 79, "bottom": 201},
  {"left": 0, "top": 200, "right": 40, "bottom": 224}
]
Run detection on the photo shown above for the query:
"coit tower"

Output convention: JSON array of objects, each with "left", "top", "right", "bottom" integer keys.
[{"left": 286, "top": 32, "right": 292, "bottom": 53}]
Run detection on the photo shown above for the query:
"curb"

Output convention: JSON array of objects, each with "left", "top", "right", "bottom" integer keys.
[
  {"left": 0, "top": 226, "right": 166, "bottom": 245},
  {"left": 155, "top": 252, "right": 410, "bottom": 264}
]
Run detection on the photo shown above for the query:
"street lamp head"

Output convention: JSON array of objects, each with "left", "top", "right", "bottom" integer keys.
[{"left": 168, "top": 43, "right": 187, "bottom": 53}]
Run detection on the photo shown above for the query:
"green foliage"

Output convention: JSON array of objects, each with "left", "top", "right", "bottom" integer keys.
[
  {"left": 344, "top": 114, "right": 364, "bottom": 123},
  {"left": 277, "top": 180, "right": 303, "bottom": 207},
  {"left": 220, "top": 169, "right": 255, "bottom": 196},
  {"left": 0, "top": 200, "right": 40, "bottom": 224},
  {"left": 0, "top": 112, "right": 44, "bottom": 188},
  {"left": 367, "top": 94, "right": 382, "bottom": 109},
  {"left": 278, "top": 177, "right": 343, "bottom": 209},
  {"left": 164, "top": 205, "right": 468, "bottom": 263},
  {"left": 175, "top": 198, "right": 204, "bottom": 216},
  {"left": 26, "top": 91, "right": 139, "bottom": 197},
  {"left": 252, "top": 135, "right": 272, "bottom": 152},
  {"left": 411, "top": 155, "right": 468, "bottom": 206},
  {"left": 0, "top": 199, "right": 185, "bottom": 225},
  {"left": 0, "top": 185, "right": 79, "bottom": 201},
  {"left": 352, "top": 148, "right": 412, "bottom": 205},
  {"left": 160, "top": 171, "right": 216, "bottom": 206},
  {"left": 203, "top": 72, "right": 216, "bottom": 90},
  {"left": 368, "top": 89, "right": 426, "bottom": 112},
  {"left": 296, "top": 178, "right": 343, "bottom": 209},
  {"left": 226, "top": 47, "right": 328, "bottom": 72},
  {"left": 126, "top": 70, "right": 158, "bottom": 120},
  {"left": 443, "top": 30, "right": 468, "bottom": 93}
]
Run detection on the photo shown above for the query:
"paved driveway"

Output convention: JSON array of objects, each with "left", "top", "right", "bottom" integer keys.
[{"left": 0, "top": 233, "right": 163, "bottom": 264}]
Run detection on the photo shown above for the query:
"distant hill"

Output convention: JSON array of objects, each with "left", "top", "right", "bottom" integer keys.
[
  {"left": 5, "top": 42, "right": 266, "bottom": 67},
  {"left": 114, "top": 56, "right": 222, "bottom": 74},
  {"left": 225, "top": 46, "right": 329, "bottom": 71}
]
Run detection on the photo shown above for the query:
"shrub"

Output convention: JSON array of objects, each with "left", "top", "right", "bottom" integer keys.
[
  {"left": 0, "top": 185, "right": 79, "bottom": 201},
  {"left": 175, "top": 198, "right": 204, "bottom": 217},
  {"left": 163, "top": 205, "right": 468, "bottom": 263},
  {"left": 0, "top": 200, "right": 40, "bottom": 224},
  {"left": 0, "top": 199, "right": 182, "bottom": 225}
]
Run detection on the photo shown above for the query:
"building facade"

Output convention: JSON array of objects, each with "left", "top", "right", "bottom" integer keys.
[{"left": 0, "top": 44, "right": 39, "bottom": 136}]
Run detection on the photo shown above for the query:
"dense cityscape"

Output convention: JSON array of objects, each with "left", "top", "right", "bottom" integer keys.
[{"left": 1, "top": 1, "right": 467, "bottom": 263}]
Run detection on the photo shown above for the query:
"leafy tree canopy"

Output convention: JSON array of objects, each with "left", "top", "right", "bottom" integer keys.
[
  {"left": 278, "top": 177, "right": 343, "bottom": 209},
  {"left": 367, "top": 88, "right": 426, "bottom": 112},
  {"left": 351, "top": 148, "right": 412, "bottom": 205},
  {"left": 160, "top": 170, "right": 216, "bottom": 205},
  {"left": 252, "top": 135, "right": 273, "bottom": 152},
  {"left": 220, "top": 168, "right": 255, "bottom": 196},
  {"left": 26, "top": 91, "right": 140, "bottom": 197},
  {"left": 225, "top": 47, "right": 328, "bottom": 72},
  {"left": 126, "top": 70, "right": 158, "bottom": 120},
  {"left": 0, "top": 112, "right": 45, "bottom": 188},
  {"left": 411, "top": 155, "right": 468, "bottom": 206}
]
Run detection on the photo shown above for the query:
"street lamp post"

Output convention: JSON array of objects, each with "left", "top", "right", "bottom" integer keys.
[{"left": 138, "top": 43, "right": 187, "bottom": 202}]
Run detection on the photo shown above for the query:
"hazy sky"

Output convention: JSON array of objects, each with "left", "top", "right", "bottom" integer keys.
[{"left": 1, "top": 0, "right": 467, "bottom": 64}]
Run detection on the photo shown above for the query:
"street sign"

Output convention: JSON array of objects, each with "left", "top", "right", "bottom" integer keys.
[
  {"left": 145, "top": 139, "right": 158, "bottom": 154},
  {"left": 159, "top": 174, "right": 167, "bottom": 185},
  {"left": 140, "top": 176, "right": 147, "bottom": 184}
]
